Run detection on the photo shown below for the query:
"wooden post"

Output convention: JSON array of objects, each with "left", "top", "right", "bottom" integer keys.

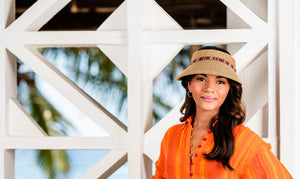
[
  {"left": 278, "top": 0, "right": 298, "bottom": 176},
  {"left": 127, "top": 0, "right": 153, "bottom": 178},
  {"left": 0, "top": 0, "right": 16, "bottom": 178}
]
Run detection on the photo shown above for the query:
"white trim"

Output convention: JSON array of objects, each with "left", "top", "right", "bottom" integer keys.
[
  {"left": 220, "top": 0, "right": 267, "bottom": 28},
  {"left": 144, "top": 102, "right": 183, "bottom": 161},
  {"left": 9, "top": 98, "right": 47, "bottom": 136},
  {"left": 278, "top": 0, "right": 296, "bottom": 175},
  {"left": 81, "top": 150, "right": 127, "bottom": 179},
  {"left": 267, "top": 0, "right": 277, "bottom": 141},
  {"left": 0, "top": 0, "right": 15, "bottom": 178},
  {"left": 127, "top": 0, "right": 147, "bottom": 178},
  {"left": 294, "top": 0, "right": 300, "bottom": 177},
  {"left": 0, "top": 31, "right": 127, "bottom": 46},
  {"left": 0, "top": 149, "right": 15, "bottom": 179},
  {"left": 0, "top": 137, "right": 127, "bottom": 149},
  {"left": 144, "top": 29, "right": 268, "bottom": 44},
  {"left": 233, "top": 41, "right": 267, "bottom": 71}
]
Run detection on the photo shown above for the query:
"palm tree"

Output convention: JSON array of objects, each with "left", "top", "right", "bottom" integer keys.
[
  {"left": 17, "top": 60, "right": 72, "bottom": 179},
  {"left": 17, "top": 46, "right": 192, "bottom": 178},
  {"left": 40, "top": 47, "right": 193, "bottom": 122}
]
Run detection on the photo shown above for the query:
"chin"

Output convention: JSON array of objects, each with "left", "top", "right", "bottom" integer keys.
[{"left": 199, "top": 105, "right": 219, "bottom": 112}]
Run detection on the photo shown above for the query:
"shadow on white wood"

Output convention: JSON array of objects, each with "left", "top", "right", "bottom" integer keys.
[{"left": 8, "top": 98, "right": 47, "bottom": 136}]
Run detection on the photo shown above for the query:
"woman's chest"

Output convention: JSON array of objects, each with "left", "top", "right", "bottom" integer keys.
[{"left": 164, "top": 130, "right": 240, "bottom": 178}]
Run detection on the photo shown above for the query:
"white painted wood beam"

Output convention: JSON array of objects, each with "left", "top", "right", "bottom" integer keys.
[
  {"left": 97, "top": 1, "right": 127, "bottom": 31},
  {"left": 0, "top": 1, "right": 16, "bottom": 136},
  {"left": 0, "top": 149, "right": 14, "bottom": 179},
  {"left": 5, "top": 45, "right": 127, "bottom": 137},
  {"left": 81, "top": 150, "right": 127, "bottom": 179},
  {"left": 0, "top": 0, "right": 16, "bottom": 177},
  {"left": 0, "top": 31, "right": 127, "bottom": 47},
  {"left": 0, "top": 137, "right": 127, "bottom": 150},
  {"left": 6, "top": 0, "right": 70, "bottom": 31},
  {"left": 220, "top": 0, "right": 267, "bottom": 28},
  {"left": 0, "top": 29, "right": 268, "bottom": 47},
  {"left": 147, "top": 44, "right": 184, "bottom": 79},
  {"left": 267, "top": 0, "right": 277, "bottom": 142},
  {"left": 0, "top": 0, "right": 15, "bottom": 29},
  {"left": 97, "top": 1, "right": 128, "bottom": 76},
  {"left": 97, "top": 45, "right": 128, "bottom": 76},
  {"left": 144, "top": 0, "right": 183, "bottom": 80},
  {"left": 294, "top": 0, "right": 300, "bottom": 177},
  {"left": 144, "top": 29, "right": 268, "bottom": 44},
  {"left": 244, "top": 103, "right": 268, "bottom": 136},
  {"left": 234, "top": 41, "right": 267, "bottom": 72},
  {"left": 127, "top": 0, "right": 148, "bottom": 177},
  {"left": 279, "top": 0, "right": 297, "bottom": 175},
  {"left": 0, "top": 47, "right": 16, "bottom": 136},
  {"left": 8, "top": 98, "right": 47, "bottom": 136},
  {"left": 144, "top": 0, "right": 182, "bottom": 30},
  {"left": 144, "top": 101, "right": 182, "bottom": 161}
]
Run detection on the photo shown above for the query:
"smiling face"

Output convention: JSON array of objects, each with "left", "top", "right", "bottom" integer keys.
[{"left": 188, "top": 74, "right": 230, "bottom": 114}]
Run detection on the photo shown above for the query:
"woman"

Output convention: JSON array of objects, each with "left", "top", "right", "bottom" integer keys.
[{"left": 152, "top": 46, "right": 292, "bottom": 178}]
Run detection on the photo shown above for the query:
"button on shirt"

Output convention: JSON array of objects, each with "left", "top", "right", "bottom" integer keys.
[{"left": 152, "top": 116, "right": 292, "bottom": 179}]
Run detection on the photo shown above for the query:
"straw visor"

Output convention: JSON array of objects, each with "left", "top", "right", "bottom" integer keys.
[{"left": 176, "top": 49, "right": 242, "bottom": 84}]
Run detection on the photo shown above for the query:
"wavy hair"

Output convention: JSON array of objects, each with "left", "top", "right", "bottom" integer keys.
[{"left": 179, "top": 47, "right": 245, "bottom": 170}]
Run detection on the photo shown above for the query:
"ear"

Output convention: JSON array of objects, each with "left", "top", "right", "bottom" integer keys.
[{"left": 188, "top": 81, "right": 192, "bottom": 92}]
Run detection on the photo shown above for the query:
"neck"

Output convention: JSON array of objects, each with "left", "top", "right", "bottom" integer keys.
[{"left": 193, "top": 109, "right": 218, "bottom": 129}]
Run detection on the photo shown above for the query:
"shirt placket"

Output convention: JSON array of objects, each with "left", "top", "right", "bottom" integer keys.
[{"left": 189, "top": 129, "right": 212, "bottom": 178}]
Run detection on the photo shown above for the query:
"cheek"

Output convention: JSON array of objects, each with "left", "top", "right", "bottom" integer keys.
[
  {"left": 189, "top": 83, "right": 201, "bottom": 93},
  {"left": 219, "top": 88, "right": 230, "bottom": 100}
]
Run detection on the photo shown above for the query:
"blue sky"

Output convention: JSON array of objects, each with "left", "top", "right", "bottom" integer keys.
[{"left": 15, "top": 149, "right": 128, "bottom": 178}]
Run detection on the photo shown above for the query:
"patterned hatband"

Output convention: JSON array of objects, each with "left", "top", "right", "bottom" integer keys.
[{"left": 191, "top": 56, "right": 236, "bottom": 72}]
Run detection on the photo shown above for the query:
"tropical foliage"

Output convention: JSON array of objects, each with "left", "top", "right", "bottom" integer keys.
[
  {"left": 17, "top": 46, "right": 191, "bottom": 178},
  {"left": 17, "top": 59, "right": 72, "bottom": 178}
]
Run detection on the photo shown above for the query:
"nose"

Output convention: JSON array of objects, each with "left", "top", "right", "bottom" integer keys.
[{"left": 203, "top": 80, "right": 215, "bottom": 93}]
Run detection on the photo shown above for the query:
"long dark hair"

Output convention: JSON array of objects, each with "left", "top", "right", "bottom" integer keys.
[{"left": 179, "top": 46, "right": 245, "bottom": 170}]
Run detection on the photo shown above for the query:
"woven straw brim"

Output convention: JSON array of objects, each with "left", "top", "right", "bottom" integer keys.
[{"left": 176, "top": 60, "right": 242, "bottom": 84}]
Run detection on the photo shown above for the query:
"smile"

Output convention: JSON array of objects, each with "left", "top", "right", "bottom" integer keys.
[{"left": 201, "top": 96, "right": 217, "bottom": 103}]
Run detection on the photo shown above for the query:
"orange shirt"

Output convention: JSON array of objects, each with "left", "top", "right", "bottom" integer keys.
[{"left": 152, "top": 116, "right": 292, "bottom": 179}]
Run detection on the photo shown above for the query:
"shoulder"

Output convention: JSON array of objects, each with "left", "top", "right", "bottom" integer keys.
[
  {"left": 233, "top": 124, "right": 264, "bottom": 145},
  {"left": 160, "top": 122, "right": 187, "bottom": 143},
  {"left": 164, "top": 123, "right": 185, "bottom": 137},
  {"left": 230, "top": 124, "right": 268, "bottom": 172},
  {"left": 232, "top": 125, "right": 292, "bottom": 178}
]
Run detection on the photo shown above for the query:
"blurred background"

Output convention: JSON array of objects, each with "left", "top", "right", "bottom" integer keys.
[{"left": 15, "top": 0, "right": 248, "bottom": 178}]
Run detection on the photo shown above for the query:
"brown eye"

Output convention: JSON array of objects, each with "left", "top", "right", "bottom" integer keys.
[
  {"left": 197, "top": 77, "right": 206, "bottom": 82},
  {"left": 217, "top": 80, "right": 226, "bottom": 85}
]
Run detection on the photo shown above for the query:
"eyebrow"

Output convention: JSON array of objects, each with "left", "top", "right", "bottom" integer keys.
[
  {"left": 216, "top": 76, "right": 226, "bottom": 79},
  {"left": 198, "top": 74, "right": 226, "bottom": 79}
]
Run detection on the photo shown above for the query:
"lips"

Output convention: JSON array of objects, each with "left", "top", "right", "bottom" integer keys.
[{"left": 201, "top": 96, "right": 217, "bottom": 103}]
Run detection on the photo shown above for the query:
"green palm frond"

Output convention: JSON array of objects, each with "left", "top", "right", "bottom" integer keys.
[
  {"left": 18, "top": 58, "right": 73, "bottom": 178},
  {"left": 17, "top": 46, "right": 191, "bottom": 178},
  {"left": 37, "top": 150, "right": 70, "bottom": 179},
  {"left": 27, "top": 85, "right": 72, "bottom": 178}
]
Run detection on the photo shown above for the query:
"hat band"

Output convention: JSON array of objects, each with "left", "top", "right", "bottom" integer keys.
[{"left": 190, "top": 56, "right": 236, "bottom": 72}]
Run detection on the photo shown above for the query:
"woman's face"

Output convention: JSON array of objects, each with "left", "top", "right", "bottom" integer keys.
[{"left": 188, "top": 74, "right": 230, "bottom": 114}]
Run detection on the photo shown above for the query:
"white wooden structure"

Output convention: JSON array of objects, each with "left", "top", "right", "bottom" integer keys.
[{"left": 0, "top": 0, "right": 299, "bottom": 178}]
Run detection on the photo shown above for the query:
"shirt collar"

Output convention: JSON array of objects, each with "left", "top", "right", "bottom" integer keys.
[
  {"left": 183, "top": 115, "right": 218, "bottom": 130},
  {"left": 182, "top": 115, "right": 193, "bottom": 129}
]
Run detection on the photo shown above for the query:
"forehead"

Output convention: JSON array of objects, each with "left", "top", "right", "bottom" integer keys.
[{"left": 194, "top": 74, "right": 227, "bottom": 79}]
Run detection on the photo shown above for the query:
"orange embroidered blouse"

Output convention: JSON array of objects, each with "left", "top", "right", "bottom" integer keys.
[{"left": 152, "top": 116, "right": 292, "bottom": 179}]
